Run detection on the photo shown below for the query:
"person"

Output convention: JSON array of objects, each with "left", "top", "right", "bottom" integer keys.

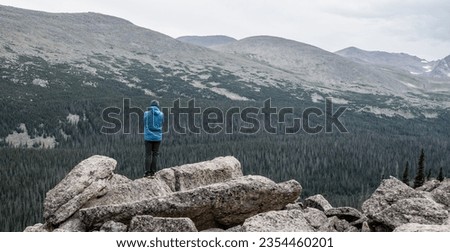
[{"left": 144, "top": 100, "right": 164, "bottom": 177}]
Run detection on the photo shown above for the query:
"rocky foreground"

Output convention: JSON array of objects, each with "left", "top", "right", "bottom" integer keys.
[{"left": 25, "top": 155, "right": 450, "bottom": 232}]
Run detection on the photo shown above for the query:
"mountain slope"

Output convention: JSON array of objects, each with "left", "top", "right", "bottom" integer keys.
[
  {"left": 430, "top": 55, "right": 450, "bottom": 80},
  {"left": 212, "top": 36, "right": 445, "bottom": 96},
  {"left": 177, "top": 35, "right": 237, "bottom": 48},
  {"left": 336, "top": 47, "right": 450, "bottom": 83},
  {"left": 335, "top": 47, "right": 436, "bottom": 75},
  {"left": 0, "top": 5, "right": 310, "bottom": 103}
]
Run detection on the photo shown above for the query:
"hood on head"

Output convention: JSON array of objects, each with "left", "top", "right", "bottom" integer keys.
[{"left": 149, "top": 100, "right": 160, "bottom": 109}]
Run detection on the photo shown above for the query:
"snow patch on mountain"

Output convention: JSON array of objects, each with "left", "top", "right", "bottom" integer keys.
[
  {"left": 422, "top": 112, "right": 439, "bottom": 119},
  {"left": 329, "top": 97, "right": 349, "bottom": 105},
  {"left": 311, "top": 93, "right": 323, "bottom": 103},
  {"left": 400, "top": 82, "right": 419, "bottom": 89},
  {"left": 423, "top": 65, "right": 433, "bottom": 72},
  {"left": 359, "top": 106, "right": 415, "bottom": 119},
  {"left": 143, "top": 89, "right": 157, "bottom": 97},
  {"left": 190, "top": 80, "right": 208, "bottom": 89},
  {"left": 82, "top": 81, "right": 97, "bottom": 87},
  {"left": 32, "top": 78, "right": 48, "bottom": 87},
  {"left": 209, "top": 87, "right": 250, "bottom": 101},
  {"left": 5, "top": 123, "right": 56, "bottom": 148}
]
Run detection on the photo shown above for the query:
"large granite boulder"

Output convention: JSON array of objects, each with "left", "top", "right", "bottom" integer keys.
[
  {"left": 84, "top": 177, "right": 172, "bottom": 208},
  {"left": 369, "top": 198, "right": 448, "bottom": 229},
  {"left": 155, "top": 156, "right": 243, "bottom": 192},
  {"left": 84, "top": 156, "right": 242, "bottom": 208},
  {"left": 43, "top": 155, "right": 116, "bottom": 225},
  {"left": 362, "top": 176, "right": 448, "bottom": 230},
  {"left": 430, "top": 180, "right": 450, "bottom": 208},
  {"left": 80, "top": 175, "right": 301, "bottom": 230},
  {"left": 362, "top": 176, "right": 425, "bottom": 219},
  {"left": 241, "top": 210, "right": 314, "bottom": 232}
]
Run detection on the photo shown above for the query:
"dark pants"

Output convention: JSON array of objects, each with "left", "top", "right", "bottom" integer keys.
[{"left": 145, "top": 141, "right": 160, "bottom": 176}]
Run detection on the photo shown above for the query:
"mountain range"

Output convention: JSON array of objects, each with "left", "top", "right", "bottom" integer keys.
[
  {"left": 1, "top": 4, "right": 450, "bottom": 141},
  {"left": 2, "top": 4, "right": 450, "bottom": 232}
]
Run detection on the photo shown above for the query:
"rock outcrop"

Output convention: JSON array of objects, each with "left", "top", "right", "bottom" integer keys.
[
  {"left": 362, "top": 176, "right": 449, "bottom": 231},
  {"left": 26, "top": 155, "right": 301, "bottom": 232},
  {"left": 155, "top": 156, "right": 243, "bottom": 192},
  {"left": 80, "top": 176, "right": 301, "bottom": 230},
  {"left": 25, "top": 156, "right": 450, "bottom": 232}
]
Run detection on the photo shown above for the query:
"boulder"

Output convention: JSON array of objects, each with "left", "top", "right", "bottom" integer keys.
[
  {"left": 84, "top": 177, "right": 172, "bottom": 208},
  {"left": 241, "top": 210, "right": 314, "bottom": 232},
  {"left": 24, "top": 223, "right": 48, "bottom": 232},
  {"left": 54, "top": 216, "right": 85, "bottom": 232},
  {"left": 303, "top": 207, "right": 328, "bottom": 229},
  {"left": 304, "top": 194, "right": 332, "bottom": 211},
  {"left": 362, "top": 176, "right": 425, "bottom": 220},
  {"left": 371, "top": 198, "right": 448, "bottom": 230},
  {"left": 80, "top": 175, "right": 301, "bottom": 230},
  {"left": 155, "top": 156, "right": 243, "bottom": 192},
  {"left": 85, "top": 157, "right": 242, "bottom": 208},
  {"left": 431, "top": 188, "right": 450, "bottom": 208},
  {"left": 47, "top": 180, "right": 107, "bottom": 225},
  {"left": 393, "top": 223, "right": 450, "bottom": 232},
  {"left": 416, "top": 180, "right": 441, "bottom": 192},
  {"left": 43, "top": 155, "right": 116, "bottom": 225},
  {"left": 100, "top": 221, "right": 128, "bottom": 232},
  {"left": 318, "top": 216, "right": 357, "bottom": 232},
  {"left": 129, "top": 216, "right": 197, "bottom": 232}
]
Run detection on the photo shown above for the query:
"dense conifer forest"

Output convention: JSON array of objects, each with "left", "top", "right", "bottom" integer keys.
[{"left": 0, "top": 97, "right": 448, "bottom": 231}]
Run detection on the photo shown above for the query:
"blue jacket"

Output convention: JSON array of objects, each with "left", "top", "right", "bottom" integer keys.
[{"left": 144, "top": 105, "right": 164, "bottom": 141}]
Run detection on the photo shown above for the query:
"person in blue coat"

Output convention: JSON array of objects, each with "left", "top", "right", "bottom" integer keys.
[{"left": 144, "top": 100, "right": 164, "bottom": 177}]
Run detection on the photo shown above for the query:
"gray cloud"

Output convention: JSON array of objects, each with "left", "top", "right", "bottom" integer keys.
[{"left": 321, "top": 0, "right": 450, "bottom": 41}]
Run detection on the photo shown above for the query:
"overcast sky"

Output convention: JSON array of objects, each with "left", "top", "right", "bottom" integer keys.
[{"left": 1, "top": 0, "right": 449, "bottom": 60}]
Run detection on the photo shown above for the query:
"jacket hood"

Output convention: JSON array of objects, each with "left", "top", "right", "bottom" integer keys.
[{"left": 150, "top": 100, "right": 160, "bottom": 108}]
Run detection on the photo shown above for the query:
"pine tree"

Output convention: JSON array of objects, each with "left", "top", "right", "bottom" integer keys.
[
  {"left": 402, "top": 161, "right": 409, "bottom": 186},
  {"left": 437, "top": 167, "right": 445, "bottom": 182},
  {"left": 413, "top": 149, "right": 425, "bottom": 188},
  {"left": 426, "top": 169, "right": 432, "bottom": 181}
]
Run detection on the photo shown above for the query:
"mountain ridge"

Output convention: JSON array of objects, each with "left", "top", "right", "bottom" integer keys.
[{"left": 335, "top": 46, "right": 450, "bottom": 81}]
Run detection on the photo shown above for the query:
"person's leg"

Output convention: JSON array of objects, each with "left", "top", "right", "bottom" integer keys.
[
  {"left": 149, "top": 141, "right": 161, "bottom": 175},
  {"left": 144, "top": 141, "right": 152, "bottom": 176}
]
